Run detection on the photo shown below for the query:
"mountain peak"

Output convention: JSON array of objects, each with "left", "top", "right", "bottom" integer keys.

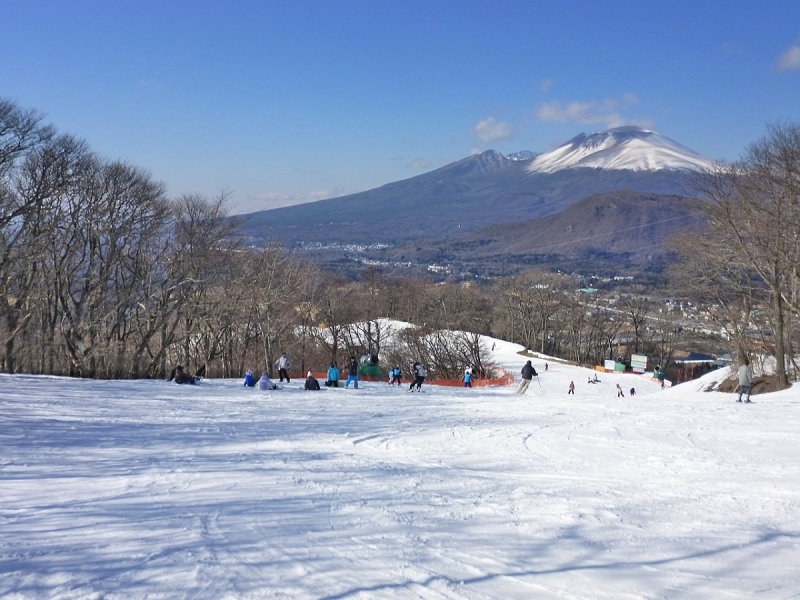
[
  {"left": 528, "top": 126, "right": 714, "bottom": 174},
  {"left": 507, "top": 150, "right": 538, "bottom": 162}
]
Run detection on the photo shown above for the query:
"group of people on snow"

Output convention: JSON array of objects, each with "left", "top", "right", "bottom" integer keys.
[
  {"left": 516, "top": 361, "right": 641, "bottom": 398},
  {"left": 170, "top": 349, "right": 757, "bottom": 405},
  {"left": 232, "top": 353, "right": 432, "bottom": 393}
]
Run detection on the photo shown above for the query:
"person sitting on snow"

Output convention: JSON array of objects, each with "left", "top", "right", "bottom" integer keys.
[
  {"left": 172, "top": 365, "right": 197, "bottom": 385},
  {"left": 304, "top": 371, "right": 321, "bottom": 390},
  {"left": 325, "top": 362, "right": 340, "bottom": 387},
  {"left": 258, "top": 372, "right": 276, "bottom": 390},
  {"left": 243, "top": 369, "right": 256, "bottom": 387}
]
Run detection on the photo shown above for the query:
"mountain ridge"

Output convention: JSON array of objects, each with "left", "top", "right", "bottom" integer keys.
[{"left": 235, "top": 127, "right": 710, "bottom": 278}]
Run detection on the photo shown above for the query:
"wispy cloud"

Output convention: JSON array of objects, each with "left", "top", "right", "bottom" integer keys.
[
  {"left": 539, "top": 78, "right": 554, "bottom": 92},
  {"left": 241, "top": 189, "right": 345, "bottom": 212},
  {"left": 406, "top": 158, "right": 434, "bottom": 170},
  {"left": 136, "top": 79, "right": 164, "bottom": 91},
  {"left": 776, "top": 44, "right": 800, "bottom": 72},
  {"left": 535, "top": 96, "right": 650, "bottom": 129},
  {"left": 472, "top": 116, "right": 513, "bottom": 144}
]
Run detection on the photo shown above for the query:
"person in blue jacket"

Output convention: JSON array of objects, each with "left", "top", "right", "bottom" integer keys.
[
  {"left": 463, "top": 368, "right": 473, "bottom": 388},
  {"left": 326, "top": 362, "right": 340, "bottom": 387},
  {"left": 243, "top": 369, "right": 256, "bottom": 387},
  {"left": 389, "top": 365, "right": 402, "bottom": 385}
]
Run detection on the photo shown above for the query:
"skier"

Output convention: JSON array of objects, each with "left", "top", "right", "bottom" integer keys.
[
  {"left": 408, "top": 362, "right": 426, "bottom": 392},
  {"left": 304, "top": 371, "right": 321, "bottom": 391},
  {"left": 737, "top": 358, "right": 753, "bottom": 403},
  {"left": 629, "top": 387, "right": 636, "bottom": 397},
  {"left": 545, "top": 362, "right": 548, "bottom": 372},
  {"left": 389, "top": 365, "right": 402, "bottom": 385},
  {"left": 516, "top": 360, "right": 537, "bottom": 394},
  {"left": 463, "top": 368, "right": 473, "bottom": 388},
  {"left": 568, "top": 381, "right": 575, "bottom": 395},
  {"left": 275, "top": 352, "right": 291, "bottom": 383},
  {"left": 616, "top": 383, "right": 625, "bottom": 398},
  {"left": 243, "top": 369, "right": 255, "bottom": 387},
  {"left": 325, "top": 362, "right": 340, "bottom": 387},
  {"left": 344, "top": 356, "right": 359, "bottom": 389}
]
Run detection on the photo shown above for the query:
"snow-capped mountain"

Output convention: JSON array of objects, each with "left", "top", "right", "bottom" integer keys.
[
  {"left": 528, "top": 126, "right": 715, "bottom": 173},
  {"left": 506, "top": 150, "right": 538, "bottom": 161}
]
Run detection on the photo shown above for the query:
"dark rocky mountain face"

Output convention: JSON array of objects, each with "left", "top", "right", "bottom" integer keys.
[{"left": 381, "top": 191, "right": 705, "bottom": 280}]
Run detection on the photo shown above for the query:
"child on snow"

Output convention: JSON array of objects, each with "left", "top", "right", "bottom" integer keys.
[
  {"left": 244, "top": 369, "right": 255, "bottom": 387},
  {"left": 258, "top": 372, "right": 276, "bottom": 390}
]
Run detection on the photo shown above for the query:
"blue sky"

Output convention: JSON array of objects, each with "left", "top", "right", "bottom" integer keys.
[{"left": 2, "top": 1, "right": 799, "bottom": 214}]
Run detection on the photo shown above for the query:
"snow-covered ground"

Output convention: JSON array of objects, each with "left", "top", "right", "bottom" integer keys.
[{"left": 2, "top": 339, "right": 799, "bottom": 599}]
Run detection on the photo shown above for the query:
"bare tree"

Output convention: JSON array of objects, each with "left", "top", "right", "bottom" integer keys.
[{"left": 687, "top": 122, "right": 800, "bottom": 385}]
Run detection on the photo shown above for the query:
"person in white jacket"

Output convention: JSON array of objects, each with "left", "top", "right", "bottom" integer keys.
[{"left": 275, "top": 353, "right": 291, "bottom": 383}]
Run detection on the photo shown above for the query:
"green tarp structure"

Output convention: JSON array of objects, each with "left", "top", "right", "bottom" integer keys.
[{"left": 359, "top": 364, "right": 380, "bottom": 377}]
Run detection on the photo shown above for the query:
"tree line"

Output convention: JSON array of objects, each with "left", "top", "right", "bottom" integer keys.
[
  {"left": 1, "top": 98, "right": 797, "bottom": 384},
  {"left": 673, "top": 122, "right": 800, "bottom": 388}
]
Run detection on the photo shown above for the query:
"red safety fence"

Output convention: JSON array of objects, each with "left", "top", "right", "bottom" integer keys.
[{"left": 429, "top": 368, "right": 515, "bottom": 388}]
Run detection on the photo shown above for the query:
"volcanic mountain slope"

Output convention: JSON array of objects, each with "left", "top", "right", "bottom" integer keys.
[
  {"left": 237, "top": 149, "right": 703, "bottom": 250},
  {"left": 233, "top": 127, "right": 714, "bottom": 280},
  {"left": 384, "top": 191, "right": 705, "bottom": 278}
]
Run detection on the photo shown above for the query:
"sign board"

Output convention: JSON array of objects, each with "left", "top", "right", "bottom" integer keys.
[{"left": 631, "top": 353, "right": 648, "bottom": 374}]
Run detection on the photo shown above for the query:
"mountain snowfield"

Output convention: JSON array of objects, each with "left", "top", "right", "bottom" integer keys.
[
  {"left": 2, "top": 332, "right": 799, "bottom": 599},
  {"left": 527, "top": 126, "right": 716, "bottom": 173}
]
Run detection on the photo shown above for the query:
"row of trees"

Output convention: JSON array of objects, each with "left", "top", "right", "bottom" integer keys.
[
  {"left": 674, "top": 122, "right": 800, "bottom": 387},
  {"left": 2, "top": 98, "right": 797, "bottom": 383}
]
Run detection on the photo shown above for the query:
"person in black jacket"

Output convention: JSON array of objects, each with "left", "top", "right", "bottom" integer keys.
[
  {"left": 170, "top": 365, "right": 197, "bottom": 385},
  {"left": 344, "top": 356, "right": 359, "bottom": 389},
  {"left": 304, "top": 371, "right": 321, "bottom": 390},
  {"left": 516, "top": 360, "right": 538, "bottom": 394}
]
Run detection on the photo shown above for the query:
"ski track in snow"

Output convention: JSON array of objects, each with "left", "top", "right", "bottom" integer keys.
[{"left": 1, "top": 341, "right": 799, "bottom": 599}]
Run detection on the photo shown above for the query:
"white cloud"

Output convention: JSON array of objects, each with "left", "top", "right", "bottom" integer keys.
[
  {"left": 406, "top": 158, "right": 434, "bottom": 170},
  {"left": 472, "top": 116, "right": 513, "bottom": 144},
  {"left": 535, "top": 96, "right": 651, "bottom": 129},
  {"left": 136, "top": 79, "right": 164, "bottom": 91},
  {"left": 621, "top": 93, "right": 640, "bottom": 106},
  {"left": 235, "top": 188, "right": 345, "bottom": 213},
  {"left": 776, "top": 44, "right": 800, "bottom": 71}
]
